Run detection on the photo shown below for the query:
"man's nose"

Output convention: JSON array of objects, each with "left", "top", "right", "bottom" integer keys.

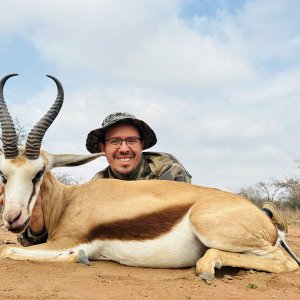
[{"left": 119, "top": 140, "right": 130, "bottom": 151}]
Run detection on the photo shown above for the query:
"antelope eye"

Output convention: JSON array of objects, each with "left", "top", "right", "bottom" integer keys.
[
  {"left": 0, "top": 171, "right": 7, "bottom": 184},
  {"left": 32, "top": 170, "right": 45, "bottom": 185}
]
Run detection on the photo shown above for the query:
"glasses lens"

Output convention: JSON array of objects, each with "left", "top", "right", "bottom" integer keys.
[
  {"left": 109, "top": 139, "right": 121, "bottom": 146},
  {"left": 106, "top": 137, "right": 140, "bottom": 147},
  {"left": 126, "top": 137, "right": 139, "bottom": 146}
]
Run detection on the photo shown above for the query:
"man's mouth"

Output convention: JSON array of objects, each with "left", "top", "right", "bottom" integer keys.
[{"left": 117, "top": 157, "right": 131, "bottom": 162}]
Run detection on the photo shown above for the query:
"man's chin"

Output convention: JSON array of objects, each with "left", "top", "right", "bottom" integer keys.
[{"left": 114, "top": 168, "right": 135, "bottom": 178}]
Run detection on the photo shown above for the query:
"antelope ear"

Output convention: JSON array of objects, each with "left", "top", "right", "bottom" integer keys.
[{"left": 46, "top": 152, "right": 105, "bottom": 168}]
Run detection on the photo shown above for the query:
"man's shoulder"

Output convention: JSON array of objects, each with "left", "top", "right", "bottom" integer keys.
[
  {"left": 142, "top": 151, "right": 191, "bottom": 182},
  {"left": 142, "top": 151, "right": 190, "bottom": 177},
  {"left": 143, "top": 151, "right": 183, "bottom": 165}
]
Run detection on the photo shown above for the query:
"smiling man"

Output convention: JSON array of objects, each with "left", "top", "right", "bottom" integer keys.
[{"left": 86, "top": 112, "right": 192, "bottom": 182}]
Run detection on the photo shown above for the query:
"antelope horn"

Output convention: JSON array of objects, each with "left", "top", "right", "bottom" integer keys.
[
  {"left": 25, "top": 75, "right": 64, "bottom": 160},
  {"left": 0, "top": 74, "right": 19, "bottom": 159}
]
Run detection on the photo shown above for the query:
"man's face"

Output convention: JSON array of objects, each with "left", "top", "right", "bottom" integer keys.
[{"left": 99, "top": 123, "right": 144, "bottom": 177}]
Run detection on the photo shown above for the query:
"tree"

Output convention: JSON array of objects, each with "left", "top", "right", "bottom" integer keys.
[
  {"left": 255, "top": 178, "right": 284, "bottom": 203},
  {"left": 277, "top": 177, "right": 300, "bottom": 209},
  {"left": 237, "top": 177, "right": 284, "bottom": 207},
  {"left": 237, "top": 185, "right": 264, "bottom": 206},
  {"left": 53, "top": 171, "right": 82, "bottom": 185},
  {"left": 237, "top": 176, "right": 300, "bottom": 210}
]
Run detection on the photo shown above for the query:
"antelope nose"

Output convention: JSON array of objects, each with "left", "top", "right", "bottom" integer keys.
[{"left": 4, "top": 207, "right": 22, "bottom": 225}]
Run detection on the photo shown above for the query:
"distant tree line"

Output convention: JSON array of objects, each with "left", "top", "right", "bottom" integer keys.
[{"left": 237, "top": 176, "right": 300, "bottom": 210}]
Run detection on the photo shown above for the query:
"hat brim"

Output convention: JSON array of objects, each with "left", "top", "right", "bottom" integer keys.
[{"left": 86, "top": 118, "right": 157, "bottom": 153}]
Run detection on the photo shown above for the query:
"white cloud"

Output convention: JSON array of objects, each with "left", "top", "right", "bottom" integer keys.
[{"left": 1, "top": 0, "right": 300, "bottom": 191}]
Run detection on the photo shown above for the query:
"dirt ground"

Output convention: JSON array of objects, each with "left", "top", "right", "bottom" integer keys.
[{"left": 0, "top": 227, "right": 299, "bottom": 300}]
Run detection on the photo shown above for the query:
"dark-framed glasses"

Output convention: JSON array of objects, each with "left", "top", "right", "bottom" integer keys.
[{"left": 105, "top": 137, "right": 141, "bottom": 147}]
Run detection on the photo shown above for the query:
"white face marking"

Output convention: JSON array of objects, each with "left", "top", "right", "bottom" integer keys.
[{"left": 0, "top": 154, "right": 46, "bottom": 233}]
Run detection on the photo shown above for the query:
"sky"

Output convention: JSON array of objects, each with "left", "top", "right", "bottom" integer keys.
[{"left": 1, "top": 0, "right": 300, "bottom": 191}]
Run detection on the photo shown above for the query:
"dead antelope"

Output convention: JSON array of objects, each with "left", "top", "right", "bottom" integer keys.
[{"left": 0, "top": 74, "right": 299, "bottom": 283}]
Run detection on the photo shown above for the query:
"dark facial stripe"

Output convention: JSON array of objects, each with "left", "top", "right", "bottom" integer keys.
[
  {"left": 27, "top": 184, "right": 36, "bottom": 212},
  {"left": 86, "top": 203, "right": 193, "bottom": 242},
  {"left": 27, "top": 167, "right": 46, "bottom": 210}
]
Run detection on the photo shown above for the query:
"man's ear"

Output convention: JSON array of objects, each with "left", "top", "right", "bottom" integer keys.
[
  {"left": 140, "top": 140, "right": 144, "bottom": 150},
  {"left": 99, "top": 143, "right": 106, "bottom": 153}
]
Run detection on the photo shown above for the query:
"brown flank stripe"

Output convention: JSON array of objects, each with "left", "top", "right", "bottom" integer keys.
[{"left": 86, "top": 203, "right": 193, "bottom": 241}]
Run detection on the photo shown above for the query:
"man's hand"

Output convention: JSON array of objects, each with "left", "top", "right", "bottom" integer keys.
[
  {"left": 0, "top": 185, "right": 5, "bottom": 206},
  {"left": 28, "top": 194, "right": 45, "bottom": 233}
]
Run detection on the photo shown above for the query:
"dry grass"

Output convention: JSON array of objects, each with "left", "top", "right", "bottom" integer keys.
[{"left": 282, "top": 208, "right": 300, "bottom": 228}]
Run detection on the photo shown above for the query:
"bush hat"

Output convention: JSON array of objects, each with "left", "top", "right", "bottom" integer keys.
[{"left": 86, "top": 112, "right": 157, "bottom": 153}]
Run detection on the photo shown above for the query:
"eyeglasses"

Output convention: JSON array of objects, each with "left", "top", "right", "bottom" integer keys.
[{"left": 105, "top": 137, "right": 142, "bottom": 147}]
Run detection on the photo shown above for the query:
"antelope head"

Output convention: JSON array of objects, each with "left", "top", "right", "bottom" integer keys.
[
  {"left": 0, "top": 74, "right": 101, "bottom": 233},
  {"left": 0, "top": 74, "right": 65, "bottom": 233}
]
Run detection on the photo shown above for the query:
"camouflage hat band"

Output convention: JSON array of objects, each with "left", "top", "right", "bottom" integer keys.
[{"left": 86, "top": 112, "right": 157, "bottom": 153}]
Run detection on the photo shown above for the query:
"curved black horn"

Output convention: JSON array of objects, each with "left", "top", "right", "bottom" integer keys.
[
  {"left": 25, "top": 75, "right": 64, "bottom": 160},
  {"left": 0, "top": 74, "right": 19, "bottom": 159}
]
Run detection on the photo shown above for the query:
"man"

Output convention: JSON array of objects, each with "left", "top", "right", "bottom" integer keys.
[
  {"left": 86, "top": 112, "right": 192, "bottom": 182},
  {"left": 13, "top": 112, "right": 192, "bottom": 246}
]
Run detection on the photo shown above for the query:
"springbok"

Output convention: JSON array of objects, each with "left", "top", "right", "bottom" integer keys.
[{"left": 0, "top": 74, "right": 299, "bottom": 283}]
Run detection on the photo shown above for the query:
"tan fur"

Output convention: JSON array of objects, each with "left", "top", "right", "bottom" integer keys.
[
  {"left": 40, "top": 173, "right": 68, "bottom": 237},
  {"left": 10, "top": 156, "right": 28, "bottom": 166}
]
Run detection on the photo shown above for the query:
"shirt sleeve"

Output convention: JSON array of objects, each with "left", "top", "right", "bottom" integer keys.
[
  {"left": 17, "top": 227, "right": 48, "bottom": 247},
  {"left": 157, "top": 163, "right": 192, "bottom": 183}
]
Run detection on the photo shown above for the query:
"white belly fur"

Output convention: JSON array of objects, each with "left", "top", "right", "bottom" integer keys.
[{"left": 73, "top": 213, "right": 205, "bottom": 268}]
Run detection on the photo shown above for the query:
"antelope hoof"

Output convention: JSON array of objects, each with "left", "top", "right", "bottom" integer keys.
[
  {"left": 199, "top": 272, "right": 215, "bottom": 284},
  {"left": 215, "top": 262, "right": 222, "bottom": 269},
  {"left": 76, "top": 249, "right": 90, "bottom": 266}
]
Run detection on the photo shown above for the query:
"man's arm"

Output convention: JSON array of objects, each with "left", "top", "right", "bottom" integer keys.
[
  {"left": 17, "top": 194, "right": 48, "bottom": 246},
  {"left": 0, "top": 185, "right": 5, "bottom": 206},
  {"left": 17, "top": 225, "right": 48, "bottom": 246}
]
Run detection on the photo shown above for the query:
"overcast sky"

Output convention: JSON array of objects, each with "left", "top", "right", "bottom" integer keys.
[{"left": 1, "top": 0, "right": 300, "bottom": 191}]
